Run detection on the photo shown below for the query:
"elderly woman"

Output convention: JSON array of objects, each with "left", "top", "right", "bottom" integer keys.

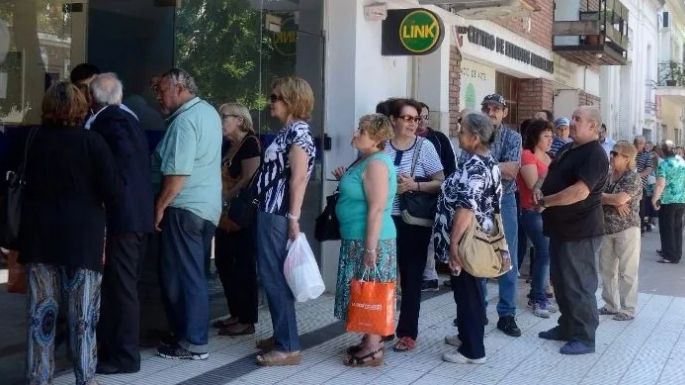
[
  {"left": 382, "top": 98, "right": 444, "bottom": 352},
  {"left": 254, "top": 76, "right": 315, "bottom": 366},
  {"left": 517, "top": 120, "right": 554, "bottom": 318},
  {"left": 333, "top": 114, "right": 396, "bottom": 367},
  {"left": 19, "top": 81, "right": 119, "bottom": 385},
  {"left": 599, "top": 141, "right": 642, "bottom": 321},
  {"left": 213, "top": 103, "right": 261, "bottom": 335},
  {"left": 433, "top": 112, "right": 500, "bottom": 364},
  {"left": 652, "top": 140, "right": 685, "bottom": 264}
]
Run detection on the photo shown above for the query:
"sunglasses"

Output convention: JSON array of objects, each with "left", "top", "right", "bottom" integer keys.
[
  {"left": 270, "top": 94, "right": 283, "bottom": 103},
  {"left": 398, "top": 115, "right": 421, "bottom": 123},
  {"left": 221, "top": 113, "right": 239, "bottom": 120},
  {"left": 610, "top": 151, "right": 626, "bottom": 158}
]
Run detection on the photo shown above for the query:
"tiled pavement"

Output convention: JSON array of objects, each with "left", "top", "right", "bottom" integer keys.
[{"left": 52, "top": 281, "right": 685, "bottom": 385}]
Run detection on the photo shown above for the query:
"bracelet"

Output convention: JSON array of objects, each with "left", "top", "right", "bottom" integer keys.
[
  {"left": 364, "top": 248, "right": 377, "bottom": 254},
  {"left": 286, "top": 213, "right": 299, "bottom": 221}
]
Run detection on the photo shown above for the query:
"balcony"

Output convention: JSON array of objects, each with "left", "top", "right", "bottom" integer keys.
[
  {"left": 419, "top": 0, "right": 540, "bottom": 19},
  {"left": 552, "top": 0, "right": 629, "bottom": 66},
  {"left": 656, "top": 61, "right": 685, "bottom": 103}
]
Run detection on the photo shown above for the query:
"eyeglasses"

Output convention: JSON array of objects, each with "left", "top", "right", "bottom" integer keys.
[
  {"left": 420, "top": 115, "right": 430, "bottom": 121},
  {"left": 398, "top": 115, "right": 421, "bottom": 123},
  {"left": 221, "top": 113, "right": 239, "bottom": 120},
  {"left": 270, "top": 94, "right": 283, "bottom": 103}
]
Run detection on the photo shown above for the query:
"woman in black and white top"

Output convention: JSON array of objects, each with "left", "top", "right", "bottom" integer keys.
[
  {"left": 382, "top": 98, "right": 444, "bottom": 352},
  {"left": 254, "top": 77, "right": 316, "bottom": 367},
  {"left": 433, "top": 112, "right": 501, "bottom": 365}
]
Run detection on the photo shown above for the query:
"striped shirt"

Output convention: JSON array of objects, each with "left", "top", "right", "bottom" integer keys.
[
  {"left": 636, "top": 150, "right": 654, "bottom": 188},
  {"left": 384, "top": 137, "right": 443, "bottom": 215}
]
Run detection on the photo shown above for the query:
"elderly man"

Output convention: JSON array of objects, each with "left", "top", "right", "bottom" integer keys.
[
  {"left": 89, "top": 73, "right": 154, "bottom": 374},
  {"left": 459, "top": 94, "right": 522, "bottom": 337},
  {"left": 535, "top": 106, "right": 609, "bottom": 355},
  {"left": 152, "top": 68, "right": 222, "bottom": 360},
  {"left": 635, "top": 136, "right": 655, "bottom": 232},
  {"left": 550, "top": 117, "right": 572, "bottom": 157}
]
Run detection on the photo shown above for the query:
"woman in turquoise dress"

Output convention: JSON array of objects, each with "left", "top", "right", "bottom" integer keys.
[{"left": 333, "top": 113, "right": 397, "bottom": 367}]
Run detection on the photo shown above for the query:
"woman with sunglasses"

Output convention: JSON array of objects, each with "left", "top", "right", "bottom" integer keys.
[
  {"left": 212, "top": 103, "right": 261, "bottom": 336},
  {"left": 599, "top": 141, "right": 642, "bottom": 321},
  {"left": 382, "top": 98, "right": 444, "bottom": 352},
  {"left": 253, "top": 77, "right": 315, "bottom": 366}
]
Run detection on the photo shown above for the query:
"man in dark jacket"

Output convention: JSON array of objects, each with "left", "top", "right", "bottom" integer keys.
[
  {"left": 417, "top": 102, "right": 457, "bottom": 291},
  {"left": 89, "top": 73, "right": 154, "bottom": 374}
]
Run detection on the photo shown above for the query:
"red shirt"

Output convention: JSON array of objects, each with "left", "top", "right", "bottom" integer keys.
[{"left": 517, "top": 149, "right": 549, "bottom": 210}]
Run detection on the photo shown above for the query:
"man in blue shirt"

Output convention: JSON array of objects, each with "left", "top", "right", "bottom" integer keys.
[
  {"left": 459, "top": 94, "right": 523, "bottom": 337},
  {"left": 152, "top": 68, "right": 222, "bottom": 360}
]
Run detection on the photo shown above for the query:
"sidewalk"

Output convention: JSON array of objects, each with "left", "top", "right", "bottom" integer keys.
[{"left": 50, "top": 282, "right": 685, "bottom": 385}]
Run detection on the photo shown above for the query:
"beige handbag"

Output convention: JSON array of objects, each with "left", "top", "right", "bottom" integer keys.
[{"left": 457, "top": 186, "right": 511, "bottom": 278}]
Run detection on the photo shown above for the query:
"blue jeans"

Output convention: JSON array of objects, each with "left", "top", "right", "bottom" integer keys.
[
  {"left": 256, "top": 211, "right": 300, "bottom": 352},
  {"left": 482, "top": 191, "right": 519, "bottom": 317},
  {"left": 520, "top": 209, "right": 550, "bottom": 302},
  {"left": 159, "top": 207, "right": 215, "bottom": 353}
]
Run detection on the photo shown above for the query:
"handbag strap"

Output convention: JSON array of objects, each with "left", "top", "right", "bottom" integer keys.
[
  {"left": 409, "top": 137, "right": 424, "bottom": 178},
  {"left": 17, "top": 127, "right": 39, "bottom": 181}
]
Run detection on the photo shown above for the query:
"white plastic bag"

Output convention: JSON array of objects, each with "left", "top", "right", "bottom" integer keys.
[{"left": 284, "top": 233, "right": 325, "bottom": 302}]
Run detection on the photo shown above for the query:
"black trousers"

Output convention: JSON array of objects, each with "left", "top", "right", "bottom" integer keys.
[
  {"left": 98, "top": 232, "right": 147, "bottom": 370},
  {"left": 549, "top": 236, "right": 601, "bottom": 346},
  {"left": 658, "top": 203, "right": 685, "bottom": 263},
  {"left": 452, "top": 272, "right": 486, "bottom": 359},
  {"left": 214, "top": 228, "right": 258, "bottom": 324},
  {"left": 393, "top": 216, "right": 432, "bottom": 340}
]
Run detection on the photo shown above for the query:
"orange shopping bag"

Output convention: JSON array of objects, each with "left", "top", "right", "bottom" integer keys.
[
  {"left": 346, "top": 277, "right": 395, "bottom": 336},
  {"left": 6, "top": 249, "right": 27, "bottom": 294}
]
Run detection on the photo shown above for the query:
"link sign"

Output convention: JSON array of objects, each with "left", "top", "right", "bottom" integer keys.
[{"left": 382, "top": 8, "right": 444, "bottom": 56}]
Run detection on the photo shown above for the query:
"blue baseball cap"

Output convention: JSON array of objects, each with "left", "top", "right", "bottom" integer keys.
[{"left": 554, "top": 117, "right": 570, "bottom": 128}]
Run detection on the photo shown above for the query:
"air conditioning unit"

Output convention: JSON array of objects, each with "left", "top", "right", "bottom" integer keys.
[{"left": 419, "top": 0, "right": 538, "bottom": 20}]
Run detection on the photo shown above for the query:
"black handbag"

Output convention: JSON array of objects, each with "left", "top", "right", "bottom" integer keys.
[
  {"left": 1, "top": 128, "right": 39, "bottom": 248},
  {"left": 315, "top": 191, "right": 340, "bottom": 241},
  {"left": 399, "top": 137, "right": 438, "bottom": 227},
  {"left": 226, "top": 168, "right": 281, "bottom": 230}
]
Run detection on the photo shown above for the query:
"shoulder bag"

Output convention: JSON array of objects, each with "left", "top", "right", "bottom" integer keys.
[
  {"left": 1, "top": 127, "right": 39, "bottom": 248},
  {"left": 314, "top": 158, "right": 362, "bottom": 242},
  {"left": 219, "top": 136, "right": 261, "bottom": 232},
  {"left": 458, "top": 171, "right": 511, "bottom": 278},
  {"left": 399, "top": 138, "right": 439, "bottom": 227}
]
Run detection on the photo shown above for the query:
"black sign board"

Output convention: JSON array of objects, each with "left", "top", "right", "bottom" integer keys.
[{"left": 382, "top": 8, "right": 445, "bottom": 56}]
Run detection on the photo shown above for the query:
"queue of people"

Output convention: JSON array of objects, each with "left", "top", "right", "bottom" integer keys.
[{"left": 5, "top": 62, "right": 675, "bottom": 384}]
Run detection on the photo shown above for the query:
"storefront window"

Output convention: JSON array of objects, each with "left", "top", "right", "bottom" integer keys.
[{"left": 0, "top": 0, "right": 86, "bottom": 126}]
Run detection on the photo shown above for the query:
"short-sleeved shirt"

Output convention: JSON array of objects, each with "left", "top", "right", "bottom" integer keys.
[
  {"left": 636, "top": 150, "right": 654, "bottom": 188},
  {"left": 433, "top": 152, "right": 502, "bottom": 263},
  {"left": 656, "top": 156, "right": 685, "bottom": 204},
  {"left": 336, "top": 152, "right": 397, "bottom": 240},
  {"left": 459, "top": 124, "right": 521, "bottom": 195},
  {"left": 550, "top": 137, "right": 572, "bottom": 157},
  {"left": 224, "top": 134, "right": 261, "bottom": 178},
  {"left": 603, "top": 170, "right": 642, "bottom": 234},
  {"left": 384, "top": 137, "right": 443, "bottom": 215},
  {"left": 517, "top": 149, "right": 549, "bottom": 210},
  {"left": 152, "top": 97, "right": 223, "bottom": 225},
  {"left": 541, "top": 140, "right": 609, "bottom": 241},
  {"left": 257, "top": 120, "right": 315, "bottom": 216}
]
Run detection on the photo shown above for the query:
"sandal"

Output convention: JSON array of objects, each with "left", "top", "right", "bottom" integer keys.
[
  {"left": 344, "top": 348, "right": 384, "bottom": 367},
  {"left": 392, "top": 336, "right": 416, "bottom": 352},
  {"left": 218, "top": 323, "right": 255, "bottom": 336},
  {"left": 612, "top": 313, "right": 634, "bottom": 321},
  {"left": 256, "top": 337, "right": 275, "bottom": 353},
  {"left": 346, "top": 335, "right": 367, "bottom": 355},
  {"left": 256, "top": 350, "right": 301, "bottom": 366},
  {"left": 598, "top": 307, "right": 618, "bottom": 316}
]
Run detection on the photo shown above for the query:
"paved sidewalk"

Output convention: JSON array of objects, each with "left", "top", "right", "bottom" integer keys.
[{"left": 50, "top": 281, "right": 685, "bottom": 385}]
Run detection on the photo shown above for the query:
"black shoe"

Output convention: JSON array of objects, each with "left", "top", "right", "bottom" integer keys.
[
  {"left": 538, "top": 326, "right": 569, "bottom": 341},
  {"left": 159, "top": 332, "right": 178, "bottom": 347},
  {"left": 421, "top": 279, "right": 439, "bottom": 292},
  {"left": 497, "top": 316, "right": 521, "bottom": 337},
  {"left": 157, "top": 344, "right": 208, "bottom": 360},
  {"left": 657, "top": 249, "right": 663, "bottom": 256},
  {"left": 96, "top": 362, "right": 139, "bottom": 375}
]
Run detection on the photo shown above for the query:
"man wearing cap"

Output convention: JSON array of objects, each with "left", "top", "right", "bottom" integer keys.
[
  {"left": 550, "top": 117, "right": 572, "bottom": 157},
  {"left": 459, "top": 94, "right": 523, "bottom": 337}
]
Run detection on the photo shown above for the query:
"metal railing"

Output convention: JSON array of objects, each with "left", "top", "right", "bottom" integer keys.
[
  {"left": 658, "top": 61, "right": 685, "bottom": 87},
  {"left": 578, "top": 0, "right": 630, "bottom": 51}
]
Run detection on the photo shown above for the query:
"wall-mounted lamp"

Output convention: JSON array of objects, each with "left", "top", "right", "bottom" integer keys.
[{"left": 364, "top": 2, "right": 388, "bottom": 21}]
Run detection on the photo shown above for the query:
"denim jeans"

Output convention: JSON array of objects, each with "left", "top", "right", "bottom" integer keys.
[
  {"left": 159, "top": 207, "right": 215, "bottom": 354},
  {"left": 256, "top": 211, "right": 300, "bottom": 352},
  {"left": 520, "top": 209, "right": 550, "bottom": 302}
]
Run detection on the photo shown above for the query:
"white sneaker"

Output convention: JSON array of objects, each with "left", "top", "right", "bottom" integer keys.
[
  {"left": 444, "top": 334, "right": 462, "bottom": 347},
  {"left": 442, "top": 350, "right": 486, "bottom": 364},
  {"left": 532, "top": 303, "right": 551, "bottom": 319}
]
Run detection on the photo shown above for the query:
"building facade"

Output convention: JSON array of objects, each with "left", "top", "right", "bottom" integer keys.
[{"left": 656, "top": 0, "right": 685, "bottom": 145}]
